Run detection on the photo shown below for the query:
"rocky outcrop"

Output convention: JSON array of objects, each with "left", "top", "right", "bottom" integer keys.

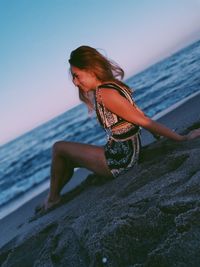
[{"left": 0, "top": 122, "right": 200, "bottom": 267}]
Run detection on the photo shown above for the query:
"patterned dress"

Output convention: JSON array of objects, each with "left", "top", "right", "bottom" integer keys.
[{"left": 95, "top": 82, "right": 141, "bottom": 177}]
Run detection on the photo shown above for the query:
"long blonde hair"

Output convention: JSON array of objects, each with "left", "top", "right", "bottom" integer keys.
[{"left": 68, "top": 45, "right": 131, "bottom": 111}]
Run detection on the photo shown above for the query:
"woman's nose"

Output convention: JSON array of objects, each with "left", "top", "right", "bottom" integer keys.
[{"left": 73, "top": 77, "right": 79, "bottom": 86}]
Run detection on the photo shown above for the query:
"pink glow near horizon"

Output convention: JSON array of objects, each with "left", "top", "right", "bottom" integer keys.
[{"left": 0, "top": 0, "right": 200, "bottom": 145}]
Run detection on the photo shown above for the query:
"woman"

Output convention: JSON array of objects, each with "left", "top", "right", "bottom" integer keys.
[{"left": 40, "top": 45, "right": 200, "bottom": 211}]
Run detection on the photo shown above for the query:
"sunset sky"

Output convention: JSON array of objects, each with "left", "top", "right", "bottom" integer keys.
[{"left": 1, "top": 0, "right": 200, "bottom": 145}]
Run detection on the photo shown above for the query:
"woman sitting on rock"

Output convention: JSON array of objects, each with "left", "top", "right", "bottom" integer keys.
[{"left": 40, "top": 45, "right": 200, "bottom": 211}]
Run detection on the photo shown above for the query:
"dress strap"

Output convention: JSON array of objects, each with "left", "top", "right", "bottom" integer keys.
[
  {"left": 95, "top": 85, "right": 115, "bottom": 137},
  {"left": 98, "top": 82, "right": 134, "bottom": 105}
]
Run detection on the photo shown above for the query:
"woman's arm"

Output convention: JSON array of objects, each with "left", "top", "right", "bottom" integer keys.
[{"left": 98, "top": 88, "right": 200, "bottom": 141}]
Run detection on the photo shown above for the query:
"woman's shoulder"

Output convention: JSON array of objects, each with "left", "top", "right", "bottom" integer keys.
[
  {"left": 96, "top": 81, "right": 133, "bottom": 105},
  {"left": 98, "top": 82, "right": 119, "bottom": 89},
  {"left": 98, "top": 81, "right": 130, "bottom": 91},
  {"left": 98, "top": 81, "right": 133, "bottom": 98}
]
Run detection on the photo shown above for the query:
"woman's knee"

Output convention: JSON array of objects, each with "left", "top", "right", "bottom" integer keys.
[{"left": 52, "top": 141, "right": 69, "bottom": 157}]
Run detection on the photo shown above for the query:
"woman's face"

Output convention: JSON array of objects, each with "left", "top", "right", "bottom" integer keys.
[{"left": 70, "top": 65, "right": 101, "bottom": 92}]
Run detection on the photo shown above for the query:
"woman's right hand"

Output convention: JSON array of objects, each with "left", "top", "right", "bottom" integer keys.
[{"left": 186, "top": 128, "right": 200, "bottom": 140}]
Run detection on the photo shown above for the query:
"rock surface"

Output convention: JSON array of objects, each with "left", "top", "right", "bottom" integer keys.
[{"left": 0, "top": 122, "right": 200, "bottom": 267}]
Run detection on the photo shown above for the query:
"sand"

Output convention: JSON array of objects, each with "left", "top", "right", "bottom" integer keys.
[{"left": 0, "top": 92, "right": 200, "bottom": 267}]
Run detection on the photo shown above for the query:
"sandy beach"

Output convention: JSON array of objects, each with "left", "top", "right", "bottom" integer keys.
[{"left": 0, "top": 92, "right": 200, "bottom": 267}]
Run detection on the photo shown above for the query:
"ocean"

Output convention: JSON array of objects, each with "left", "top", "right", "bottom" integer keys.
[{"left": 0, "top": 40, "right": 200, "bottom": 219}]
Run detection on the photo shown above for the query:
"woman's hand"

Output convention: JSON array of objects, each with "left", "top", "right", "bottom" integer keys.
[{"left": 186, "top": 128, "right": 200, "bottom": 140}]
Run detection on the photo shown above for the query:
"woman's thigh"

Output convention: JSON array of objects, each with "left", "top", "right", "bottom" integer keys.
[{"left": 53, "top": 141, "right": 113, "bottom": 178}]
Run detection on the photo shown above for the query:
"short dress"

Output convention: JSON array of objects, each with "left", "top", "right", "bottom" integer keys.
[{"left": 95, "top": 82, "right": 141, "bottom": 178}]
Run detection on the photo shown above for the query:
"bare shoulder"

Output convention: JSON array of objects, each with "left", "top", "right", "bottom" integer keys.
[
  {"left": 96, "top": 86, "right": 134, "bottom": 116},
  {"left": 96, "top": 87, "right": 122, "bottom": 104}
]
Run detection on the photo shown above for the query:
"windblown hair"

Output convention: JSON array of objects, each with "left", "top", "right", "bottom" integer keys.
[{"left": 68, "top": 45, "right": 132, "bottom": 111}]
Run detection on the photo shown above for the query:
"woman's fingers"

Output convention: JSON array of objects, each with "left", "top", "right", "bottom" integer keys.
[{"left": 187, "top": 128, "right": 200, "bottom": 140}]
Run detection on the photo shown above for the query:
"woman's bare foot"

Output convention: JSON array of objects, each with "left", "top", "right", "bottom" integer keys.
[{"left": 35, "top": 195, "right": 61, "bottom": 214}]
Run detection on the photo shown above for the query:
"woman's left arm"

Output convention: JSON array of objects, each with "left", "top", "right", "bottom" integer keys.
[{"left": 98, "top": 88, "right": 200, "bottom": 141}]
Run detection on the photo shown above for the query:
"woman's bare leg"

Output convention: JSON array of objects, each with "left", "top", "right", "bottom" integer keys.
[{"left": 46, "top": 141, "right": 113, "bottom": 207}]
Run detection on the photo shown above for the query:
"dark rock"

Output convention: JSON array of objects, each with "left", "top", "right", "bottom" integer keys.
[{"left": 0, "top": 124, "right": 200, "bottom": 267}]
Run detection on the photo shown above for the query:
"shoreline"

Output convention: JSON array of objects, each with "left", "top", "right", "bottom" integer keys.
[
  {"left": 0, "top": 168, "right": 90, "bottom": 221},
  {"left": 0, "top": 91, "right": 200, "bottom": 221}
]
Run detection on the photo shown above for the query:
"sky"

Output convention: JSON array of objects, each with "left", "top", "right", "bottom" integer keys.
[{"left": 0, "top": 0, "right": 200, "bottom": 146}]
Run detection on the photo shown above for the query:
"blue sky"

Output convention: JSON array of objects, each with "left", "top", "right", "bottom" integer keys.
[{"left": 0, "top": 0, "right": 200, "bottom": 145}]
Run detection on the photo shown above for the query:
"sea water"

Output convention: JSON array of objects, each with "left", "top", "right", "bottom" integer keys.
[{"left": 0, "top": 40, "right": 200, "bottom": 219}]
